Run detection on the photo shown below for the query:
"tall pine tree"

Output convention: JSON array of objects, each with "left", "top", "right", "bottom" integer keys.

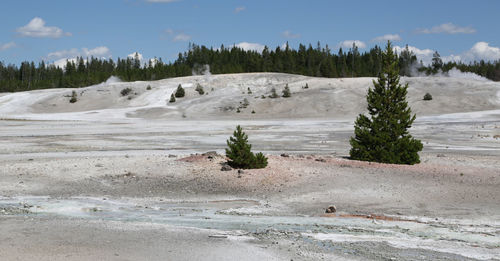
[{"left": 349, "top": 41, "right": 423, "bottom": 165}]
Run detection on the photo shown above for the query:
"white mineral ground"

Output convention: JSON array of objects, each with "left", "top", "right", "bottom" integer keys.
[{"left": 0, "top": 73, "right": 499, "bottom": 260}]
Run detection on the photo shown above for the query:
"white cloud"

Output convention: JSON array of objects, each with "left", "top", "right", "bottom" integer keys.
[
  {"left": 372, "top": 34, "right": 401, "bottom": 42},
  {"left": 53, "top": 57, "right": 77, "bottom": 69},
  {"left": 16, "top": 17, "right": 71, "bottom": 38},
  {"left": 234, "top": 6, "right": 245, "bottom": 13},
  {"left": 46, "top": 46, "right": 111, "bottom": 69},
  {"left": 393, "top": 45, "right": 435, "bottom": 65},
  {"left": 393, "top": 42, "right": 500, "bottom": 65},
  {"left": 173, "top": 33, "right": 191, "bottom": 42},
  {"left": 458, "top": 42, "right": 500, "bottom": 62},
  {"left": 47, "top": 46, "right": 111, "bottom": 60},
  {"left": 128, "top": 52, "right": 143, "bottom": 61},
  {"left": 416, "top": 23, "right": 476, "bottom": 34},
  {"left": 234, "top": 42, "right": 266, "bottom": 53},
  {"left": 165, "top": 29, "right": 191, "bottom": 42},
  {"left": 282, "top": 30, "right": 300, "bottom": 39},
  {"left": 0, "top": 42, "right": 16, "bottom": 51},
  {"left": 339, "top": 40, "right": 366, "bottom": 49}
]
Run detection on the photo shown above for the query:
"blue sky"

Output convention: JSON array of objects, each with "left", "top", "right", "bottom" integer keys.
[{"left": 1, "top": 0, "right": 499, "bottom": 66}]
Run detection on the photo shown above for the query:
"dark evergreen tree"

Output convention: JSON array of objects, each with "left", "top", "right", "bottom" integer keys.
[
  {"left": 349, "top": 41, "right": 423, "bottom": 165},
  {"left": 282, "top": 84, "right": 291, "bottom": 97},
  {"left": 169, "top": 93, "right": 176, "bottom": 103},
  {"left": 432, "top": 51, "right": 443, "bottom": 73},
  {"left": 269, "top": 87, "right": 279, "bottom": 98},
  {"left": 225, "top": 125, "right": 268, "bottom": 169},
  {"left": 69, "top": 90, "right": 77, "bottom": 103},
  {"left": 175, "top": 84, "right": 185, "bottom": 97}
]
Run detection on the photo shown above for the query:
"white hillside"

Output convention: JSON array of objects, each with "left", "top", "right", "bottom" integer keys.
[{"left": 0, "top": 73, "right": 499, "bottom": 121}]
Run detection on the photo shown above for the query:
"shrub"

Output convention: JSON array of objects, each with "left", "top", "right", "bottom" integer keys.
[
  {"left": 247, "top": 88, "right": 252, "bottom": 94},
  {"left": 423, "top": 93, "right": 433, "bottom": 101},
  {"left": 269, "top": 87, "right": 279, "bottom": 98},
  {"left": 146, "top": 85, "right": 152, "bottom": 90},
  {"left": 121, "top": 88, "right": 132, "bottom": 96},
  {"left": 350, "top": 41, "right": 423, "bottom": 165},
  {"left": 303, "top": 83, "right": 309, "bottom": 89},
  {"left": 69, "top": 91, "right": 77, "bottom": 103},
  {"left": 195, "top": 84, "right": 204, "bottom": 95},
  {"left": 242, "top": 98, "right": 249, "bottom": 108},
  {"left": 175, "top": 84, "right": 185, "bottom": 98},
  {"left": 169, "top": 93, "right": 176, "bottom": 103},
  {"left": 282, "top": 84, "right": 291, "bottom": 98},
  {"left": 225, "top": 125, "right": 268, "bottom": 169}
]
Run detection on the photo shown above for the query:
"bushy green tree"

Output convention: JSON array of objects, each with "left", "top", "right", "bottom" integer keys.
[
  {"left": 226, "top": 125, "right": 268, "bottom": 169},
  {"left": 349, "top": 41, "right": 423, "bottom": 165},
  {"left": 423, "top": 93, "right": 433, "bottom": 101},
  {"left": 269, "top": 87, "right": 279, "bottom": 98},
  {"left": 121, "top": 88, "right": 132, "bottom": 96},
  {"left": 195, "top": 83, "right": 204, "bottom": 95},
  {"left": 69, "top": 90, "right": 77, "bottom": 103},
  {"left": 169, "top": 93, "right": 176, "bottom": 103},
  {"left": 282, "top": 84, "right": 291, "bottom": 97},
  {"left": 175, "top": 84, "right": 185, "bottom": 97}
]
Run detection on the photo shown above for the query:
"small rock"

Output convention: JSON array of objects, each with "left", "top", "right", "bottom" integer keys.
[
  {"left": 325, "top": 205, "right": 337, "bottom": 213},
  {"left": 95, "top": 164, "right": 104, "bottom": 167},
  {"left": 168, "top": 154, "right": 176, "bottom": 158},
  {"left": 208, "top": 235, "right": 228, "bottom": 239},
  {"left": 280, "top": 153, "right": 290, "bottom": 157},
  {"left": 28, "top": 159, "right": 34, "bottom": 161},
  {"left": 315, "top": 158, "right": 326, "bottom": 162},
  {"left": 238, "top": 169, "right": 244, "bottom": 174},
  {"left": 202, "top": 151, "right": 218, "bottom": 159},
  {"left": 436, "top": 154, "right": 446, "bottom": 157},
  {"left": 221, "top": 163, "right": 232, "bottom": 171}
]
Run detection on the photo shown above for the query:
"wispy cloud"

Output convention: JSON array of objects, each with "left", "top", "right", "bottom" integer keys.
[
  {"left": 372, "top": 34, "right": 401, "bottom": 42},
  {"left": 339, "top": 40, "right": 366, "bottom": 49},
  {"left": 47, "top": 46, "right": 111, "bottom": 60},
  {"left": 16, "top": 17, "right": 71, "bottom": 38},
  {"left": 415, "top": 23, "right": 476, "bottom": 34},
  {"left": 165, "top": 29, "right": 191, "bottom": 42},
  {"left": 234, "top": 6, "right": 245, "bottom": 13},
  {"left": 282, "top": 30, "right": 300, "bottom": 39},
  {"left": 0, "top": 42, "right": 16, "bottom": 51}
]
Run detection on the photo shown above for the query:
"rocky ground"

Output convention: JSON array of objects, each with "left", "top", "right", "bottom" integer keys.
[{"left": 0, "top": 73, "right": 499, "bottom": 260}]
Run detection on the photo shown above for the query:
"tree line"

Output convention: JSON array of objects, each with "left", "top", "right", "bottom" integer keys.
[{"left": 1, "top": 43, "right": 499, "bottom": 92}]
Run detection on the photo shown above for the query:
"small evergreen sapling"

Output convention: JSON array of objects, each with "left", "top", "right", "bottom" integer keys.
[
  {"left": 175, "top": 84, "right": 185, "bottom": 98},
  {"left": 195, "top": 83, "right": 204, "bottom": 95},
  {"left": 282, "top": 84, "right": 291, "bottom": 98},
  {"left": 69, "top": 90, "right": 77, "bottom": 103},
  {"left": 423, "top": 93, "right": 433, "bottom": 101},
  {"left": 269, "top": 88, "right": 279, "bottom": 98},
  {"left": 121, "top": 88, "right": 132, "bottom": 96},
  {"left": 225, "top": 125, "right": 268, "bottom": 169},
  {"left": 169, "top": 93, "right": 176, "bottom": 103}
]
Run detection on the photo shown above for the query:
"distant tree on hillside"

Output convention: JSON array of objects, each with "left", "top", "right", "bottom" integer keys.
[
  {"left": 282, "top": 84, "right": 291, "bottom": 97},
  {"left": 350, "top": 41, "right": 423, "bottom": 165},
  {"left": 175, "top": 84, "right": 185, "bottom": 98},
  {"left": 432, "top": 51, "right": 443, "bottom": 73}
]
